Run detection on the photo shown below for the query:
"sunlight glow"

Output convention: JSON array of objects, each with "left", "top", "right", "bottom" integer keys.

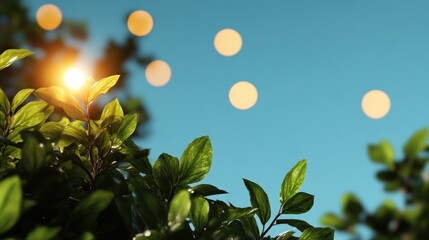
[
  {"left": 145, "top": 60, "right": 171, "bottom": 87},
  {"left": 361, "top": 90, "right": 391, "bottom": 119},
  {"left": 214, "top": 29, "right": 242, "bottom": 56},
  {"left": 229, "top": 81, "right": 258, "bottom": 110},
  {"left": 64, "top": 68, "right": 87, "bottom": 90},
  {"left": 127, "top": 10, "right": 153, "bottom": 37},
  {"left": 36, "top": 4, "right": 62, "bottom": 30}
]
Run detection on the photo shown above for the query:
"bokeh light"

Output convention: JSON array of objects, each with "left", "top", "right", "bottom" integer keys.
[
  {"left": 145, "top": 60, "right": 171, "bottom": 87},
  {"left": 229, "top": 81, "right": 258, "bottom": 110},
  {"left": 36, "top": 4, "right": 62, "bottom": 30},
  {"left": 127, "top": 10, "right": 153, "bottom": 37},
  {"left": 361, "top": 90, "right": 391, "bottom": 119},
  {"left": 64, "top": 68, "right": 86, "bottom": 90},
  {"left": 214, "top": 29, "right": 243, "bottom": 56}
]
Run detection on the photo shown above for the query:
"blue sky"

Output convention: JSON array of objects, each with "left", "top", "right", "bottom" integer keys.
[{"left": 25, "top": 1, "right": 429, "bottom": 239}]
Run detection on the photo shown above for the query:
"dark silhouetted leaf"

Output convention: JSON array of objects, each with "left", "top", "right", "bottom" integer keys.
[{"left": 282, "top": 192, "right": 314, "bottom": 214}]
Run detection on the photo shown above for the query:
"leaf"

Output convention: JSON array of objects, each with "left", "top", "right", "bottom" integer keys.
[
  {"left": 0, "top": 176, "right": 22, "bottom": 235},
  {"left": 168, "top": 190, "right": 191, "bottom": 231},
  {"left": 0, "top": 88, "right": 10, "bottom": 115},
  {"left": 101, "top": 98, "right": 124, "bottom": 119},
  {"left": 341, "top": 193, "right": 364, "bottom": 221},
  {"left": 0, "top": 49, "right": 32, "bottom": 70},
  {"left": 368, "top": 140, "right": 395, "bottom": 169},
  {"left": 70, "top": 190, "right": 114, "bottom": 228},
  {"left": 179, "top": 136, "right": 212, "bottom": 184},
  {"left": 134, "top": 230, "right": 163, "bottom": 240},
  {"left": 21, "top": 131, "right": 52, "bottom": 174},
  {"left": 34, "top": 86, "right": 86, "bottom": 120},
  {"left": 10, "top": 101, "right": 54, "bottom": 129},
  {"left": 116, "top": 114, "right": 137, "bottom": 142},
  {"left": 320, "top": 212, "right": 345, "bottom": 229},
  {"left": 25, "top": 226, "right": 61, "bottom": 240},
  {"left": 240, "top": 215, "right": 260, "bottom": 239},
  {"left": 276, "top": 219, "right": 313, "bottom": 232},
  {"left": 191, "top": 184, "right": 227, "bottom": 196},
  {"left": 243, "top": 178, "right": 271, "bottom": 225},
  {"left": 134, "top": 187, "right": 164, "bottom": 229},
  {"left": 403, "top": 128, "right": 428, "bottom": 159},
  {"left": 11, "top": 89, "right": 34, "bottom": 113},
  {"left": 282, "top": 192, "right": 314, "bottom": 214},
  {"left": 152, "top": 153, "right": 180, "bottom": 199},
  {"left": 280, "top": 160, "right": 307, "bottom": 205},
  {"left": 88, "top": 75, "right": 120, "bottom": 103},
  {"left": 62, "top": 124, "right": 88, "bottom": 146},
  {"left": 224, "top": 207, "right": 258, "bottom": 223},
  {"left": 190, "top": 196, "right": 210, "bottom": 232},
  {"left": 278, "top": 230, "right": 295, "bottom": 240},
  {"left": 299, "top": 227, "right": 334, "bottom": 240},
  {"left": 39, "top": 122, "right": 66, "bottom": 141}
]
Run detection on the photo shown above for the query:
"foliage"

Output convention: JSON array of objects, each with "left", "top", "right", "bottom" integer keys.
[
  {"left": 321, "top": 128, "right": 429, "bottom": 240},
  {"left": 0, "top": 50, "right": 333, "bottom": 239}
]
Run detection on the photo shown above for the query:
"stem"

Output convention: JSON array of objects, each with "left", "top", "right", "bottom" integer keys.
[
  {"left": 86, "top": 103, "right": 97, "bottom": 189},
  {"left": 260, "top": 209, "right": 282, "bottom": 239}
]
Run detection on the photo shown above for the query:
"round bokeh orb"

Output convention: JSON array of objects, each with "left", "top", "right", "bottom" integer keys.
[
  {"left": 36, "top": 4, "right": 62, "bottom": 30},
  {"left": 361, "top": 90, "right": 391, "bottom": 119},
  {"left": 145, "top": 60, "right": 171, "bottom": 87},
  {"left": 229, "top": 81, "right": 258, "bottom": 110},
  {"left": 214, "top": 29, "right": 242, "bottom": 56},
  {"left": 127, "top": 10, "right": 154, "bottom": 37}
]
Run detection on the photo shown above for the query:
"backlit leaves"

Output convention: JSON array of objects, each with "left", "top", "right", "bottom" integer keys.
[
  {"left": 280, "top": 159, "right": 307, "bottom": 205},
  {"left": 179, "top": 136, "right": 212, "bottom": 184},
  {"left": 0, "top": 49, "right": 32, "bottom": 70}
]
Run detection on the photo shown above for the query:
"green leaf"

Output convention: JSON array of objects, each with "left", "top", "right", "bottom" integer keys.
[
  {"left": 25, "top": 226, "right": 61, "bottom": 240},
  {"left": 278, "top": 230, "right": 295, "bottom": 240},
  {"left": 10, "top": 101, "right": 54, "bottom": 129},
  {"left": 134, "top": 230, "right": 163, "bottom": 240},
  {"left": 276, "top": 219, "right": 313, "bottom": 232},
  {"left": 88, "top": 75, "right": 120, "bottom": 103},
  {"left": 11, "top": 89, "right": 34, "bottom": 113},
  {"left": 299, "top": 227, "right": 334, "bottom": 240},
  {"left": 179, "top": 136, "right": 212, "bottom": 184},
  {"left": 101, "top": 98, "right": 124, "bottom": 119},
  {"left": 282, "top": 192, "right": 314, "bottom": 214},
  {"left": 116, "top": 113, "right": 137, "bottom": 142},
  {"left": 21, "top": 131, "right": 52, "bottom": 174},
  {"left": 280, "top": 160, "right": 307, "bottom": 205},
  {"left": 39, "top": 122, "right": 66, "bottom": 141},
  {"left": 403, "top": 128, "right": 428, "bottom": 159},
  {"left": 190, "top": 196, "right": 210, "bottom": 232},
  {"left": 341, "top": 193, "right": 364, "bottom": 221},
  {"left": 191, "top": 184, "right": 227, "bottom": 196},
  {"left": 34, "top": 86, "right": 86, "bottom": 120},
  {"left": 152, "top": 153, "right": 180, "bottom": 199},
  {"left": 134, "top": 187, "right": 164, "bottom": 229},
  {"left": 168, "top": 190, "right": 191, "bottom": 231},
  {"left": 243, "top": 178, "right": 271, "bottom": 225},
  {"left": 62, "top": 124, "right": 88, "bottom": 146},
  {"left": 0, "top": 88, "right": 10, "bottom": 115},
  {"left": 70, "top": 190, "right": 114, "bottom": 228},
  {"left": 224, "top": 207, "right": 258, "bottom": 224},
  {"left": 0, "top": 176, "right": 22, "bottom": 235},
  {"left": 240, "top": 215, "right": 260, "bottom": 239},
  {"left": 368, "top": 140, "right": 395, "bottom": 169},
  {"left": 320, "top": 212, "right": 345, "bottom": 229},
  {"left": 0, "top": 49, "right": 32, "bottom": 70}
]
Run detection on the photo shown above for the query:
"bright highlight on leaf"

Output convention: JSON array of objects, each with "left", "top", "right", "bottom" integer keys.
[
  {"left": 361, "top": 90, "right": 391, "bottom": 119},
  {"left": 36, "top": 4, "right": 62, "bottom": 31},
  {"left": 214, "top": 29, "right": 243, "bottom": 56},
  {"left": 127, "top": 10, "right": 153, "bottom": 37},
  {"left": 229, "top": 81, "right": 258, "bottom": 110},
  {"left": 64, "top": 68, "right": 87, "bottom": 90}
]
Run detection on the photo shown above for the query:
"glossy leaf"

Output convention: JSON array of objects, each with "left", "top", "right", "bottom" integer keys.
[
  {"left": 243, "top": 178, "right": 271, "bottom": 225},
  {"left": 368, "top": 140, "right": 395, "bottom": 169},
  {"left": 88, "top": 75, "right": 120, "bottom": 103},
  {"left": 282, "top": 192, "right": 314, "bottom": 214},
  {"left": 34, "top": 86, "right": 86, "bottom": 120},
  {"left": 280, "top": 159, "right": 307, "bottom": 205},
  {"left": 101, "top": 98, "right": 124, "bottom": 119},
  {"left": 10, "top": 101, "right": 53, "bottom": 129},
  {"left": 276, "top": 219, "right": 313, "bottom": 232},
  {"left": 190, "top": 196, "right": 210, "bottom": 232},
  {"left": 168, "top": 190, "right": 191, "bottom": 231},
  {"left": 153, "top": 153, "right": 179, "bottom": 197},
  {"left": 179, "top": 136, "right": 212, "bottom": 184},
  {"left": 403, "top": 128, "right": 428, "bottom": 159},
  {"left": 299, "top": 227, "right": 334, "bottom": 240},
  {"left": 0, "top": 176, "right": 22, "bottom": 234},
  {"left": 25, "top": 226, "right": 61, "bottom": 240},
  {"left": 0, "top": 49, "right": 32, "bottom": 70},
  {"left": 70, "top": 190, "right": 114, "bottom": 227},
  {"left": 11, "top": 88, "right": 34, "bottom": 113},
  {"left": 116, "top": 113, "right": 137, "bottom": 142},
  {"left": 278, "top": 230, "right": 295, "bottom": 240},
  {"left": 191, "top": 184, "right": 227, "bottom": 196}
]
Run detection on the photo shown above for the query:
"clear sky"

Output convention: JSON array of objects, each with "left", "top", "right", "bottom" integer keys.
[{"left": 25, "top": 1, "right": 429, "bottom": 239}]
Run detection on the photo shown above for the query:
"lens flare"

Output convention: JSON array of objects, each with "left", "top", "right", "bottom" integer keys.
[{"left": 64, "top": 68, "right": 86, "bottom": 90}]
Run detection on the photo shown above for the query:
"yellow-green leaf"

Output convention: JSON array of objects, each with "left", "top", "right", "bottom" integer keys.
[
  {"left": 88, "top": 75, "right": 119, "bottom": 103},
  {"left": 11, "top": 89, "right": 34, "bottom": 113},
  {"left": 0, "top": 49, "right": 32, "bottom": 70}
]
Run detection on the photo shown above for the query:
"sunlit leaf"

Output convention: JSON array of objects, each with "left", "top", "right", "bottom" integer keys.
[
  {"left": 179, "top": 136, "right": 212, "bottom": 184},
  {"left": 88, "top": 75, "right": 120, "bottom": 103},
  {"left": 0, "top": 88, "right": 10, "bottom": 115},
  {"left": 116, "top": 114, "right": 137, "bottom": 142},
  {"left": 403, "top": 128, "right": 428, "bottom": 159},
  {"left": 0, "top": 49, "right": 32, "bottom": 70},
  {"left": 168, "top": 190, "right": 191, "bottom": 231},
  {"left": 0, "top": 176, "right": 22, "bottom": 234},
  {"left": 280, "top": 160, "right": 307, "bottom": 205},
  {"left": 277, "top": 230, "right": 295, "bottom": 240},
  {"left": 25, "top": 226, "right": 61, "bottom": 240},
  {"left": 101, "top": 98, "right": 124, "bottom": 119},
  {"left": 368, "top": 140, "right": 395, "bottom": 170},
  {"left": 11, "top": 89, "right": 34, "bottom": 113},
  {"left": 190, "top": 196, "right": 210, "bottom": 232},
  {"left": 299, "top": 227, "right": 334, "bottom": 240},
  {"left": 10, "top": 101, "right": 53, "bottom": 129}
]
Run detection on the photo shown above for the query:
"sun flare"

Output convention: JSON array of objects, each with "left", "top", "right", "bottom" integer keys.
[{"left": 64, "top": 68, "right": 86, "bottom": 90}]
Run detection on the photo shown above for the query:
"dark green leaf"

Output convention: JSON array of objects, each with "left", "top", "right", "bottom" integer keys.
[
  {"left": 70, "top": 190, "right": 114, "bottom": 228},
  {"left": 0, "top": 135, "right": 20, "bottom": 148},
  {"left": 280, "top": 160, "right": 307, "bottom": 205},
  {"left": 62, "top": 124, "right": 88, "bottom": 146},
  {"left": 153, "top": 153, "right": 180, "bottom": 199},
  {"left": 0, "top": 88, "right": 10, "bottom": 115},
  {"left": 320, "top": 212, "right": 345, "bottom": 229},
  {"left": 25, "top": 226, "right": 61, "bottom": 240},
  {"left": 341, "top": 193, "right": 364, "bottom": 220},
  {"left": 403, "top": 128, "right": 428, "bottom": 159},
  {"left": 116, "top": 113, "right": 137, "bottom": 142},
  {"left": 0, "top": 49, "right": 32, "bottom": 70},
  {"left": 224, "top": 207, "right": 258, "bottom": 223},
  {"left": 191, "top": 184, "right": 227, "bottom": 196},
  {"left": 168, "top": 190, "right": 191, "bottom": 231},
  {"left": 299, "top": 227, "right": 334, "bottom": 240},
  {"left": 134, "top": 187, "right": 164, "bottom": 229},
  {"left": 10, "top": 101, "right": 53, "bottom": 129},
  {"left": 39, "top": 122, "right": 66, "bottom": 141},
  {"left": 282, "top": 192, "right": 314, "bottom": 214},
  {"left": 11, "top": 88, "right": 34, "bottom": 113},
  {"left": 243, "top": 178, "right": 271, "bottom": 225},
  {"left": 368, "top": 140, "right": 395, "bottom": 169},
  {"left": 276, "top": 219, "right": 313, "bottom": 232},
  {"left": 0, "top": 176, "right": 22, "bottom": 234},
  {"left": 21, "top": 131, "right": 52, "bottom": 174},
  {"left": 179, "top": 136, "right": 212, "bottom": 184},
  {"left": 190, "top": 196, "right": 210, "bottom": 232},
  {"left": 88, "top": 75, "right": 120, "bottom": 103},
  {"left": 134, "top": 230, "right": 163, "bottom": 239},
  {"left": 240, "top": 215, "right": 260, "bottom": 239}
]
